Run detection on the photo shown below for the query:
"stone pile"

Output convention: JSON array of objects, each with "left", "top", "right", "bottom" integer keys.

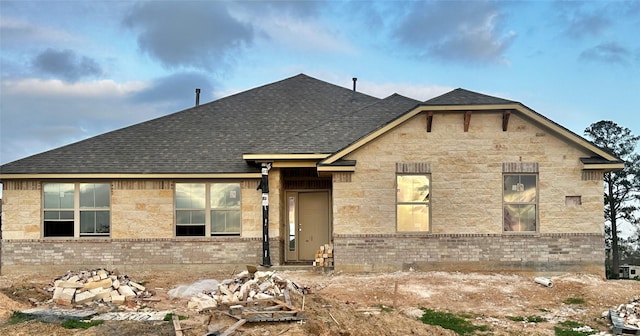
[
  {"left": 313, "top": 243, "right": 334, "bottom": 269},
  {"left": 46, "top": 268, "right": 152, "bottom": 307},
  {"left": 187, "top": 270, "right": 305, "bottom": 312},
  {"left": 611, "top": 296, "right": 640, "bottom": 329}
]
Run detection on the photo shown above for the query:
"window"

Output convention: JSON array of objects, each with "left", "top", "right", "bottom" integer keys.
[
  {"left": 43, "top": 183, "right": 111, "bottom": 237},
  {"left": 211, "top": 183, "right": 241, "bottom": 235},
  {"left": 176, "top": 183, "right": 206, "bottom": 236},
  {"left": 44, "top": 183, "right": 75, "bottom": 237},
  {"left": 175, "top": 183, "right": 241, "bottom": 236},
  {"left": 79, "top": 184, "right": 111, "bottom": 236},
  {"left": 397, "top": 175, "right": 430, "bottom": 232},
  {"left": 503, "top": 174, "right": 537, "bottom": 232}
]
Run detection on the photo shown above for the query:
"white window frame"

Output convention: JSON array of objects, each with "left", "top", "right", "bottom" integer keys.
[
  {"left": 396, "top": 174, "right": 431, "bottom": 233},
  {"left": 175, "top": 182, "right": 242, "bottom": 237},
  {"left": 43, "top": 182, "right": 111, "bottom": 238},
  {"left": 502, "top": 173, "right": 538, "bottom": 233}
]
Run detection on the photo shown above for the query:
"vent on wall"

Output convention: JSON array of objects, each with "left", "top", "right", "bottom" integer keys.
[
  {"left": 282, "top": 168, "right": 331, "bottom": 189},
  {"left": 565, "top": 196, "right": 582, "bottom": 206}
]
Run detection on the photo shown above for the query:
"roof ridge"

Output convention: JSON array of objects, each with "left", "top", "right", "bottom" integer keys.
[
  {"left": 280, "top": 93, "right": 420, "bottom": 147},
  {"left": 276, "top": 88, "right": 386, "bottom": 145},
  {"left": 424, "top": 88, "right": 517, "bottom": 105}
]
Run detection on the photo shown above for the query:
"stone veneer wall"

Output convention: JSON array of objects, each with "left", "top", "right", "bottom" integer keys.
[
  {"left": 331, "top": 112, "right": 606, "bottom": 274},
  {"left": 1, "top": 181, "right": 41, "bottom": 239},
  {"left": 334, "top": 113, "right": 605, "bottom": 236},
  {"left": 334, "top": 233, "right": 605, "bottom": 274},
  {"left": 0, "top": 177, "right": 282, "bottom": 274},
  {"left": 0, "top": 237, "right": 283, "bottom": 275}
]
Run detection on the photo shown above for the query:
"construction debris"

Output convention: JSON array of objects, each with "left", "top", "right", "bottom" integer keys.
[
  {"left": 172, "top": 314, "right": 184, "bottom": 336},
  {"left": 205, "top": 319, "right": 247, "bottom": 336},
  {"left": 609, "top": 296, "right": 640, "bottom": 334},
  {"left": 90, "top": 311, "right": 172, "bottom": 321},
  {"left": 313, "top": 243, "right": 334, "bottom": 269},
  {"left": 45, "top": 268, "right": 154, "bottom": 307},
  {"left": 533, "top": 277, "right": 554, "bottom": 288},
  {"left": 185, "top": 269, "right": 306, "bottom": 312},
  {"left": 21, "top": 307, "right": 98, "bottom": 321},
  {"left": 224, "top": 299, "right": 302, "bottom": 322}
]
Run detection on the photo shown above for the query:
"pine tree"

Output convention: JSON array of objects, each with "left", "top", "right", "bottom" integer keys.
[{"left": 584, "top": 120, "right": 640, "bottom": 278}]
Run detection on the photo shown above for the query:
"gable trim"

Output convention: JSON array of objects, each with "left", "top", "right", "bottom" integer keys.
[
  {"left": 272, "top": 161, "right": 319, "bottom": 168},
  {"left": 582, "top": 163, "right": 625, "bottom": 170},
  {"left": 321, "top": 103, "right": 620, "bottom": 166},
  {"left": 317, "top": 165, "right": 356, "bottom": 172}
]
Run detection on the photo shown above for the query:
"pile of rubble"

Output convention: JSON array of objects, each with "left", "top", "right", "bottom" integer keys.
[
  {"left": 186, "top": 270, "right": 305, "bottom": 312},
  {"left": 313, "top": 243, "right": 334, "bottom": 269},
  {"left": 45, "top": 268, "right": 153, "bottom": 307},
  {"left": 609, "top": 296, "right": 640, "bottom": 331}
]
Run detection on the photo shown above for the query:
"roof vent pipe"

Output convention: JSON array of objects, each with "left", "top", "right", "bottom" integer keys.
[
  {"left": 195, "top": 88, "right": 201, "bottom": 106},
  {"left": 352, "top": 77, "right": 357, "bottom": 92}
]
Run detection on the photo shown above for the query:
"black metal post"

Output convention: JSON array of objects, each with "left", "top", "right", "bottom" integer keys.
[{"left": 258, "top": 163, "right": 272, "bottom": 267}]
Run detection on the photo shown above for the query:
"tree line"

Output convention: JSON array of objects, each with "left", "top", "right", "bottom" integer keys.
[{"left": 584, "top": 121, "right": 640, "bottom": 279}]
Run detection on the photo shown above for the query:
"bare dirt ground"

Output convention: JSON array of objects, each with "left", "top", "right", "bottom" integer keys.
[{"left": 0, "top": 269, "right": 638, "bottom": 335}]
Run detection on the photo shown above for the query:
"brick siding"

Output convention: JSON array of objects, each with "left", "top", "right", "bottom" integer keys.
[
  {"left": 0, "top": 238, "right": 282, "bottom": 275},
  {"left": 334, "top": 233, "right": 605, "bottom": 274}
]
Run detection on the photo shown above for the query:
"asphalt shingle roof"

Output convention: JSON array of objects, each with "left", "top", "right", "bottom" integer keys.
[
  {"left": 2, "top": 75, "right": 585, "bottom": 176},
  {"left": 423, "top": 88, "right": 516, "bottom": 106},
  {"left": 1, "top": 74, "right": 383, "bottom": 174},
  {"left": 275, "top": 93, "right": 421, "bottom": 153}
]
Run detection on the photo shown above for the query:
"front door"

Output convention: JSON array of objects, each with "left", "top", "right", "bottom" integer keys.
[{"left": 285, "top": 191, "right": 330, "bottom": 262}]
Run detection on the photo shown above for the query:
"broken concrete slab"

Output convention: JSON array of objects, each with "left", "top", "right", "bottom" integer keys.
[
  {"left": 90, "top": 310, "right": 172, "bottom": 321},
  {"left": 22, "top": 307, "right": 98, "bottom": 320}
]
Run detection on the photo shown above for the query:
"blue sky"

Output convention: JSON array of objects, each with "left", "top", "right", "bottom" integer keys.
[{"left": 1, "top": 0, "right": 639, "bottom": 167}]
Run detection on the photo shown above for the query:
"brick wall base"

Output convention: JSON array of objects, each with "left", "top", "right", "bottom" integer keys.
[
  {"left": 333, "top": 233, "right": 605, "bottom": 275},
  {"left": 0, "top": 238, "right": 283, "bottom": 275},
  {"left": 1, "top": 234, "right": 606, "bottom": 276}
]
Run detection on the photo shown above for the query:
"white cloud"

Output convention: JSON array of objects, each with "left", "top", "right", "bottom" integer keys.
[
  {"left": 0, "top": 17, "right": 79, "bottom": 45},
  {"left": 0, "top": 78, "right": 163, "bottom": 165},
  {"left": 252, "top": 16, "right": 356, "bottom": 54},
  {"left": 1, "top": 78, "right": 147, "bottom": 97},
  {"left": 393, "top": 1, "right": 515, "bottom": 64}
]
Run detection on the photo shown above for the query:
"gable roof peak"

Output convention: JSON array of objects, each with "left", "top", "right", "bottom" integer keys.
[{"left": 424, "top": 88, "right": 517, "bottom": 106}]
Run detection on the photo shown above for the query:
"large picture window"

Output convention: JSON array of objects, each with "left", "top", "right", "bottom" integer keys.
[
  {"left": 175, "top": 182, "right": 241, "bottom": 237},
  {"left": 503, "top": 174, "right": 537, "bottom": 232},
  {"left": 397, "top": 175, "right": 430, "bottom": 232},
  {"left": 43, "top": 183, "right": 111, "bottom": 237}
]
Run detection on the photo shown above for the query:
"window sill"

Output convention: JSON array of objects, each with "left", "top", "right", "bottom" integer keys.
[{"left": 502, "top": 231, "right": 538, "bottom": 235}]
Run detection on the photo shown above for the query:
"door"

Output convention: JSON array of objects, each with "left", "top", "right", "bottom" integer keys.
[
  {"left": 620, "top": 267, "right": 630, "bottom": 279},
  {"left": 285, "top": 191, "right": 330, "bottom": 262}
]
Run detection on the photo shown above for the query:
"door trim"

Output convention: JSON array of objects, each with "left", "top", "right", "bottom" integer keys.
[{"left": 284, "top": 190, "right": 331, "bottom": 262}]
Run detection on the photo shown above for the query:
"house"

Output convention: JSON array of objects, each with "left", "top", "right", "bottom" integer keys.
[
  {"left": 0, "top": 74, "right": 623, "bottom": 275},
  {"left": 619, "top": 265, "right": 640, "bottom": 279}
]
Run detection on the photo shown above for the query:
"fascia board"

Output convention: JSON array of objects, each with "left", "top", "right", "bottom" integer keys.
[{"left": 0, "top": 173, "right": 262, "bottom": 180}]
